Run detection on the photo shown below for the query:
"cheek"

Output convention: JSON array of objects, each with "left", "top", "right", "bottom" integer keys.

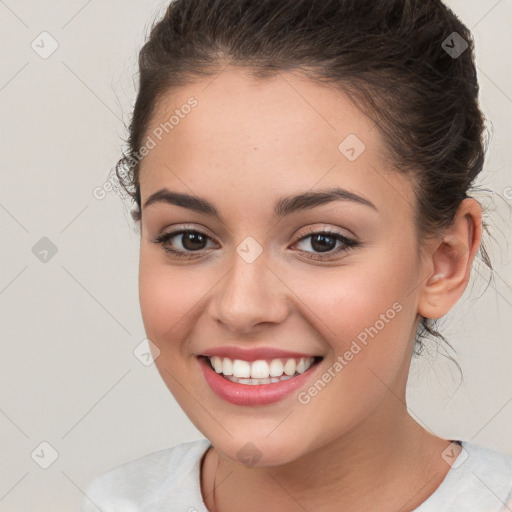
[
  {"left": 138, "top": 252, "right": 200, "bottom": 349},
  {"left": 289, "top": 249, "right": 418, "bottom": 368},
  {"left": 137, "top": 255, "right": 203, "bottom": 399},
  {"left": 278, "top": 257, "right": 418, "bottom": 437}
]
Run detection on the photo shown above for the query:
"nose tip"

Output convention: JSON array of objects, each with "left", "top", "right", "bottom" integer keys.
[{"left": 209, "top": 257, "right": 289, "bottom": 334}]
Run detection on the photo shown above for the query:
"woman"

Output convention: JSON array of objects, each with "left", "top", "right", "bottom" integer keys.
[{"left": 80, "top": 0, "right": 512, "bottom": 510}]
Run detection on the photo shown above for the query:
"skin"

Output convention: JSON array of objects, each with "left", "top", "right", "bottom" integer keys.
[{"left": 136, "top": 67, "right": 482, "bottom": 511}]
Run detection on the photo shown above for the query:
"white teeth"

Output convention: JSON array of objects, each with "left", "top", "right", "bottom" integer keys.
[
  {"left": 269, "top": 359, "right": 284, "bottom": 377},
  {"left": 222, "top": 357, "right": 233, "bottom": 376},
  {"left": 250, "top": 360, "right": 269, "bottom": 379},
  {"left": 224, "top": 375, "right": 295, "bottom": 385},
  {"left": 207, "top": 355, "right": 316, "bottom": 380},
  {"left": 283, "top": 358, "right": 297, "bottom": 376},
  {"left": 296, "top": 358, "right": 307, "bottom": 373},
  {"left": 212, "top": 356, "right": 223, "bottom": 373},
  {"left": 232, "top": 359, "right": 251, "bottom": 378}
]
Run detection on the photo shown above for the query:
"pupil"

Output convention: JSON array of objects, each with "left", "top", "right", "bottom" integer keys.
[
  {"left": 183, "top": 232, "right": 206, "bottom": 251},
  {"left": 311, "top": 234, "right": 335, "bottom": 253}
]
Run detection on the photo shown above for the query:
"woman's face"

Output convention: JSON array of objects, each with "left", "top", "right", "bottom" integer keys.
[{"left": 138, "top": 68, "right": 429, "bottom": 466}]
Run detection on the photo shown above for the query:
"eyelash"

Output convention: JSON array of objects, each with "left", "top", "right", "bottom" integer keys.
[{"left": 152, "top": 226, "right": 360, "bottom": 261}]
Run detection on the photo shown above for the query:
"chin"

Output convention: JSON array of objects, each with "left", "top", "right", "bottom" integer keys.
[{"left": 207, "top": 429, "right": 313, "bottom": 468}]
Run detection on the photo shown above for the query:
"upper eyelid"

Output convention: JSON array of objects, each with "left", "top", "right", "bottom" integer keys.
[
  {"left": 157, "top": 223, "right": 354, "bottom": 238},
  {"left": 296, "top": 226, "right": 355, "bottom": 239}
]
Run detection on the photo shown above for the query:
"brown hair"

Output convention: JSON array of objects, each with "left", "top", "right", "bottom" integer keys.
[{"left": 115, "top": 0, "right": 493, "bottom": 378}]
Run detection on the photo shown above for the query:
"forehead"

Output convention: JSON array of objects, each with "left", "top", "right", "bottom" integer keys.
[
  {"left": 144, "top": 67, "right": 382, "bottom": 161},
  {"left": 139, "top": 67, "right": 415, "bottom": 221}
]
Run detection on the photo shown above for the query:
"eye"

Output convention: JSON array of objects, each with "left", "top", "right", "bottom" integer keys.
[
  {"left": 153, "top": 228, "right": 216, "bottom": 259},
  {"left": 152, "top": 226, "right": 360, "bottom": 261},
  {"left": 292, "top": 228, "right": 360, "bottom": 261}
]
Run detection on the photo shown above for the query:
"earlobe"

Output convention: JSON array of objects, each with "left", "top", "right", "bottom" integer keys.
[{"left": 417, "top": 199, "right": 482, "bottom": 320}]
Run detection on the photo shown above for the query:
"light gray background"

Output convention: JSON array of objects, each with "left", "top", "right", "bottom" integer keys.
[{"left": 0, "top": 1, "right": 511, "bottom": 510}]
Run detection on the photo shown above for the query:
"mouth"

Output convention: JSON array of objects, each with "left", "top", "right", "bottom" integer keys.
[{"left": 200, "top": 355, "right": 324, "bottom": 385}]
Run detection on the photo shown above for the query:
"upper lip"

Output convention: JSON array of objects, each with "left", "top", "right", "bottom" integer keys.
[{"left": 199, "top": 346, "right": 322, "bottom": 362}]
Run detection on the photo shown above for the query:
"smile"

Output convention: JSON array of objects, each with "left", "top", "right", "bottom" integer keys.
[
  {"left": 207, "top": 356, "right": 317, "bottom": 384},
  {"left": 198, "top": 355, "right": 324, "bottom": 406}
]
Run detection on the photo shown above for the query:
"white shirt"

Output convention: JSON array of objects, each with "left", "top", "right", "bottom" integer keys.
[{"left": 79, "top": 438, "right": 512, "bottom": 511}]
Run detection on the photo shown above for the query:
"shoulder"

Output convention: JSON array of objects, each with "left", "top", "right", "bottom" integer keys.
[
  {"left": 457, "top": 441, "right": 512, "bottom": 508},
  {"left": 461, "top": 440, "right": 512, "bottom": 475},
  {"left": 415, "top": 440, "right": 512, "bottom": 511},
  {"left": 79, "top": 438, "right": 211, "bottom": 512}
]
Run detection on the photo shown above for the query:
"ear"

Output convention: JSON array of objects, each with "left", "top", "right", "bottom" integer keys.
[{"left": 418, "top": 198, "right": 483, "bottom": 320}]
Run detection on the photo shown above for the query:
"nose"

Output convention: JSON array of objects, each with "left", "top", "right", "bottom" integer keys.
[{"left": 208, "top": 249, "right": 289, "bottom": 335}]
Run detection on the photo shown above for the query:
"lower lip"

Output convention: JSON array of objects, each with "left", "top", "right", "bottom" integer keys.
[{"left": 197, "top": 356, "right": 322, "bottom": 406}]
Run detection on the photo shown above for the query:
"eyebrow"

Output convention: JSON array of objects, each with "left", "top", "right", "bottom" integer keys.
[{"left": 142, "top": 186, "right": 378, "bottom": 219}]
